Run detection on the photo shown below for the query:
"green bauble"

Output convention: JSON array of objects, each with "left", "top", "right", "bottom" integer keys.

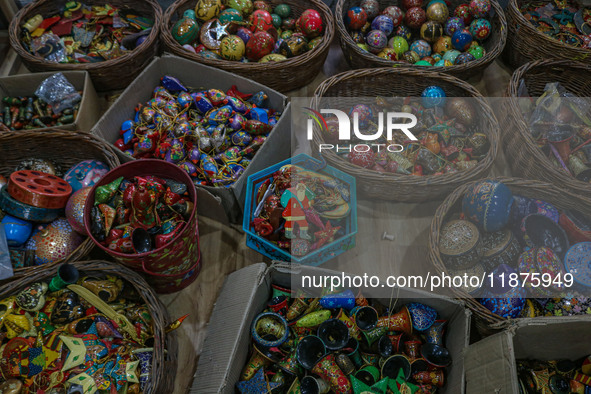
[
  {"left": 172, "top": 10, "right": 200, "bottom": 45},
  {"left": 274, "top": 4, "right": 291, "bottom": 18},
  {"left": 271, "top": 13, "right": 282, "bottom": 29}
]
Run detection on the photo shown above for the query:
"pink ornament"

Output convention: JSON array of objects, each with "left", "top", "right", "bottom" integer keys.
[{"left": 65, "top": 187, "right": 92, "bottom": 235}]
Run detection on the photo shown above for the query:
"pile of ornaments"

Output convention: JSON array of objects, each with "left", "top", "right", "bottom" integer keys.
[
  {"left": 0, "top": 94, "right": 79, "bottom": 132},
  {"left": 329, "top": 86, "right": 491, "bottom": 176},
  {"left": 250, "top": 163, "right": 351, "bottom": 257},
  {"left": 345, "top": 0, "right": 492, "bottom": 66},
  {"left": 0, "top": 263, "right": 177, "bottom": 393},
  {"left": 0, "top": 159, "right": 110, "bottom": 268},
  {"left": 171, "top": 0, "right": 325, "bottom": 62},
  {"left": 438, "top": 179, "right": 591, "bottom": 320},
  {"left": 238, "top": 285, "right": 451, "bottom": 393},
  {"left": 517, "top": 356, "right": 591, "bottom": 393},
  {"left": 115, "top": 75, "right": 281, "bottom": 188},
  {"left": 89, "top": 174, "right": 193, "bottom": 255}
]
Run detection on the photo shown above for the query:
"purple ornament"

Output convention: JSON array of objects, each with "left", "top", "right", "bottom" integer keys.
[
  {"left": 136, "top": 35, "right": 148, "bottom": 46},
  {"left": 237, "top": 27, "right": 253, "bottom": 44},
  {"left": 371, "top": 15, "right": 395, "bottom": 36},
  {"left": 192, "top": 92, "right": 214, "bottom": 114},
  {"left": 63, "top": 160, "right": 110, "bottom": 192},
  {"left": 231, "top": 131, "right": 252, "bottom": 147},
  {"left": 224, "top": 96, "right": 248, "bottom": 113},
  {"left": 444, "top": 16, "right": 464, "bottom": 36},
  {"left": 228, "top": 113, "right": 246, "bottom": 130},
  {"left": 365, "top": 29, "right": 388, "bottom": 53},
  {"left": 178, "top": 161, "right": 198, "bottom": 178},
  {"left": 188, "top": 146, "right": 201, "bottom": 163},
  {"left": 164, "top": 138, "right": 185, "bottom": 163}
]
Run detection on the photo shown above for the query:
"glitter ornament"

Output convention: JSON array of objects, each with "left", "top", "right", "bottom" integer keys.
[
  {"left": 405, "top": 7, "right": 426, "bottom": 29},
  {"left": 426, "top": 2, "right": 449, "bottom": 23}
]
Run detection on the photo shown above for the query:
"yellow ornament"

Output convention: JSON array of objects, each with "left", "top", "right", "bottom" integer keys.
[
  {"left": 126, "top": 360, "right": 140, "bottom": 383},
  {"left": 226, "top": 0, "right": 254, "bottom": 16},
  {"left": 259, "top": 54, "right": 287, "bottom": 62},
  {"left": 61, "top": 335, "right": 87, "bottom": 371},
  {"left": 67, "top": 373, "right": 98, "bottom": 394},
  {"left": 220, "top": 35, "right": 246, "bottom": 60},
  {"left": 194, "top": 0, "right": 222, "bottom": 21},
  {"left": 4, "top": 314, "right": 30, "bottom": 339}
]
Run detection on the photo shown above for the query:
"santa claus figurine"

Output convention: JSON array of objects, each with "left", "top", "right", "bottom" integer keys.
[{"left": 280, "top": 183, "right": 315, "bottom": 240}]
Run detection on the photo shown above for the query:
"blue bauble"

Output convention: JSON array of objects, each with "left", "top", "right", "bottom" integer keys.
[
  {"left": 410, "top": 39, "right": 432, "bottom": 58},
  {"left": 1, "top": 214, "right": 33, "bottom": 247},
  {"left": 395, "top": 25, "right": 412, "bottom": 41},
  {"left": 462, "top": 179, "right": 514, "bottom": 232},
  {"left": 371, "top": 15, "right": 394, "bottom": 36},
  {"left": 454, "top": 52, "right": 475, "bottom": 64},
  {"left": 452, "top": 28, "right": 473, "bottom": 51},
  {"left": 231, "top": 131, "right": 252, "bottom": 147},
  {"left": 421, "top": 86, "right": 446, "bottom": 108}
]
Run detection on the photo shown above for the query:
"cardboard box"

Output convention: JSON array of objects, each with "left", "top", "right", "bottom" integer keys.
[
  {"left": 192, "top": 263, "right": 471, "bottom": 393},
  {"left": 0, "top": 70, "right": 99, "bottom": 132},
  {"left": 465, "top": 317, "right": 591, "bottom": 393},
  {"left": 91, "top": 54, "right": 291, "bottom": 224},
  {"left": 243, "top": 154, "right": 358, "bottom": 266}
]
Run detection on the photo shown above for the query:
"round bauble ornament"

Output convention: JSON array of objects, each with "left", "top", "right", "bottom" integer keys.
[
  {"left": 402, "top": 50, "right": 420, "bottom": 63},
  {"left": 421, "top": 56, "right": 435, "bottom": 64},
  {"left": 446, "top": 98, "right": 475, "bottom": 125},
  {"left": 421, "top": 86, "right": 446, "bottom": 108},
  {"left": 420, "top": 21, "right": 443, "bottom": 43},
  {"left": 351, "top": 30, "right": 365, "bottom": 43},
  {"left": 403, "top": 0, "right": 423, "bottom": 10},
  {"left": 444, "top": 16, "right": 464, "bottom": 36},
  {"left": 462, "top": 180, "right": 513, "bottom": 232},
  {"left": 470, "top": 18, "right": 491, "bottom": 41},
  {"left": 361, "top": 0, "right": 380, "bottom": 19},
  {"left": 348, "top": 150, "right": 375, "bottom": 168},
  {"left": 65, "top": 186, "right": 91, "bottom": 235},
  {"left": 274, "top": 3, "right": 291, "bottom": 18},
  {"left": 433, "top": 35, "right": 453, "bottom": 53},
  {"left": 220, "top": 35, "right": 246, "bottom": 60},
  {"left": 26, "top": 218, "right": 83, "bottom": 265},
  {"left": 271, "top": 13, "right": 282, "bottom": 29},
  {"left": 371, "top": 15, "right": 395, "bottom": 36},
  {"left": 349, "top": 104, "right": 373, "bottom": 129},
  {"left": 405, "top": 7, "right": 426, "bottom": 29},
  {"left": 426, "top": 2, "right": 449, "bottom": 23},
  {"left": 346, "top": 7, "right": 368, "bottom": 30},
  {"left": 195, "top": 0, "right": 222, "bottom": 21},
  {"left": 454, "top": 4, "right": 473, "bottom": 25},
  {"left": 395, "top": 25, "right": 413, "bottom": 41},
  {"left": 454, "top": 51, "right": 475, "bottom": 64},
  {"left": 469, "top": 0, "right": 491, "bottom": 18},
  {"left": 442, "top": 48, "right": 461, "bottom": 62},
  {"left": 246, "top": 30, "right": 275, "bottom": 60},
  {"left": 63, "top": 160, "right": 110, "bottom": 193},
  {"left": 389, "top": 36, "right": 409, "bottom": 56},
  {"left": 219, "top": 8, "right": 243, "bottom": 24},
  {"left": 297, "top": 9, "right": 323, "bottom": 39},
  {"left": 1, "top": 214, "right": 32, "bottom": 247},
  {"left": 468, "top": 45, "right": 485, "bottom": 59},
  {"left": 415, "top": 60, "right": 432, "bottom": 66},
  {"left": 279, "top": 35, "right": 308, "bottom": 57},
  {"left": 254, "top": 1, "right": 272, "bottom": 12},
  {"left": 366, "top": 29, "right": 388, "bottom": 53},
  {"left": 227, "top": 0, "right": 253, "bottom": 16},
  {"left": 236, "top": 26, "right": 253, "bottom": 43},
  {"left": 172, "top": 10, "right": 200, "bottom": 45},
  {"left": 377, "top": 47, "right": 399, "bottom": 60},
  {"left": 434, "top": 59, "right": 452, "bottom": 66},
  {"left": 308, "top": 36, "right": 323, "bottom": 50},
  {"left": 382, "top": 6, "right": 404, "bottom": 27},
  {"left": 282, "top": 17, "right": 296, "bottom": 30},
  {"left": 249, "top": 9, "right": 273, "bottom": 32},
  {"left": 410, "top": 39, "right": 432, "bottom": 57},
  {"left": 452, "top": 28, "right": 473, "bottom": 50}
]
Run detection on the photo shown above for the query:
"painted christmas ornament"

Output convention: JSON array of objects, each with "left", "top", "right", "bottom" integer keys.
[
  {"left": 442, "top": 48, "right": 461, "bottom": 62},
  {"left": 426, "top": 2, "right": 449, "bottom": 23},
  {"left": 390, "top": 36, "right": 409, "bottom": 56},
  {"left": 433, "top": 35, "right": 453, "bottom": 53},
  {"left": 199, "top": 19, "right": 229, "bottom": 50},
  {"left": 377, "top": 47, "right": 399, "bottom": 60},
  {"left": 454, "top": 3, "right": 473, "bottom": 25},
  {"left": 1, "top": 214, "right": 32, "bottom": 247},
  {"left": 421, "top": 86, "right": 446, "bottom": 108},
  {"left": 454, "top": 52, "right": 475, "bottom": 64},
  {"left": 220, "top": 35, "right": 246, "bottom": 60},
  {"left": 172, "top": 10, "right": 200, "bottom": 45},
  {"left": 452, "top": 28, "right": 473, "bottom": 50},
  {"left": 245, "top": 30, "right": 275, "bottom": 60},
  {"left": 415, "top": 59, "right": 432, "bottom": 66},
  {"left": 346, "top": 7, "right": 368, "bottom": 30},
  {"left": 348, "top": 150, "right": 375, "bottom": 168},
  {"left": 26, "top": 218, "right": 83, "bottom": 265},
  {"left": 361, "top": 0, "right": 380, "bottom": 19},
  {"left": 434, "top": 59, "right": 452, "bottom": 66},
  {"left": 420, "top": 21, "right": 443, "bottom": 43},
  {"left": 63, "top": 160, "right": 110, "bottom": 193},
  {"left": 469, "top": 0, "right": 491, "bottom": 18},
  {"left": 236, "top": 26, "right": 253, "bottom": 43},
  {"left": 382, "top": 6, "right": 404, "bottom": 26},
  {"left": 462, "top": 180, "right": 513, "bottom": 232},
  {"left": 194, "top": 0, "right": 222, "bottom": 21},
  {"left": 65, "top": 187, "right": 92, "bottom": 235},
  {"left": 403, "top": 0, "right": 423, "bottom": 10},
  {"left": 371, "top": 15, "right": 395, "bottom": 36},
  {"left": 249, "top": 9, "right": 273, "bottom": 32},
  {"left": 444, "top": 16, "right": 464, "bottom": 36},
  {"left": 468, "top": 45, "right": 485, "bottom": 59},
  {"left": 405, "top": 7, "right": 426, "bottom": 29},
  {"left": 349, "top": 104, "right": 373, "bottom": 128},
  {"left": 298, "top": 9, "right": 324, "bottom": 39},
  {"left": 395, "top": 25, "right": 413, "bottom": 41},
  {"left": 410, "top": 39, "right": 432, "bottom": 57},
  {"left": 218, "top": 8, "right": 243, "bottom": 24},
  {"left": 402, "top": 50, "right": 420, "bottom": 63},
  {"left": 226, "top": 0, "right": 253, "bottom": 16},
  {"left": 279, "top": 35, "right": 308, "bottom": 57},
  {"left": 470, "top": 18, "right": 491, "bottom": 41},
  {"left": 274, "top": 3, "right": 291, "bottom": 18},
  {"left": 366, "top": 30, "right": 388, "bottom": 53}
]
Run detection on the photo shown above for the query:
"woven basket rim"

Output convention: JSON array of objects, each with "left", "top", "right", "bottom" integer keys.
[
  {"left": 0, "top": 259, "right": 176, "bottom": 392},
  {"left": 507, "top": 0, "right": 591, "bottom": 57},
  {"left": 160, "top": 0, "right": 335, "bottom": 72},
  {"left": 428, "top": 176, "right": 591, "bottom": 327},
  {"left": 310, "top": 67, "right": 500, "bottom": 188},
  {"left": 0, "top": 129, "right": 121, "bottom": 274},
  {"left": 9, "top": 0, "right": 163, "bottom": 71},
  {"left": 505, "top": 58, "right": 591, "bottom": 196},
  {"left": 335, "top": 0, "right": 507, "bottom": 72}
]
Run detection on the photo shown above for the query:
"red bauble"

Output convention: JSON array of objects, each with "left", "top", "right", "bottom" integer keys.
[
  {"left": 249, "top": 9, "right": 273, "bottom": 32},
  {"left": 245, "top": 30, "right": 275, "bottom": 60},
  {"left": 382, "top": 6, "right": 404, "bottom": 27},
  {"left": 297, "top": 9, "right": 324, "bottom": 38},
  {"left": 454, "top": 4, "right": 473, "bottom": 25},
  {"left": 405, "top": 7, "right": 426, "bottom": 29},
  {"left": 402, "top": 0, "right": 423, "bottom": 10},
  {"left": 348, "top": 150, "right": 375, "bottom": 168}
]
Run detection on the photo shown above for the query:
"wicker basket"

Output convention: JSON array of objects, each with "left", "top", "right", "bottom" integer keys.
[
  {"left": 0, "top": 259, "right": 177, "bottom": 392},
  {"left": 310, "top": 68, "right": 499, "bottom": 201},
  {"left": 503, "top": 59, "right": 591, "bottom": 202},
  {"left": 9, "top": 0, "right": 162, "bottom": 91},
  {"left": 0, "top": 130, "right": 120, "bottom": 274},
  {"left": 504, "top": 0, "right": 591, "bottom": 68},
  {"left": 335, "top": 0, "right": 507, "bottom": 79},
  {"left": 428, "top": 176, "right": 591, "bottom": 336},
  {"left": 161, "top": 0, "right": 334, "bottom": 93}
]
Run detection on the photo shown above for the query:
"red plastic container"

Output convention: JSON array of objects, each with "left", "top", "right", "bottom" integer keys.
[{"left": 84, "top": 159, "right": 201, "bottom": 293}]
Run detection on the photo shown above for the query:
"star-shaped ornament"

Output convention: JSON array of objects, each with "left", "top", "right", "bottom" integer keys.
[{"left": 236, "top": 368, "right": 280, "bottom": 394}]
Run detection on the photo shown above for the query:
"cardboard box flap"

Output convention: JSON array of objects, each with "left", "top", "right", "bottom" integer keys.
[
  {"left": 465, "top": 330, "right": 517, "bottom": 393},
  {"left": 192, "top": 263, "right": 268, "bottom": 393}
]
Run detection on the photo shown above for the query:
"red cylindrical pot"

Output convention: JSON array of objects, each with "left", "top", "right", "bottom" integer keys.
[{"left": 84, "top": 159, "right": 201, "bottom": 293}]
